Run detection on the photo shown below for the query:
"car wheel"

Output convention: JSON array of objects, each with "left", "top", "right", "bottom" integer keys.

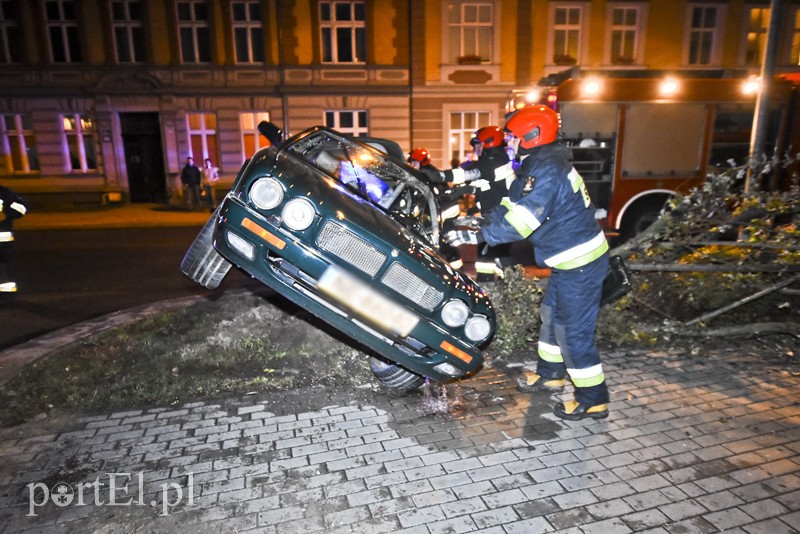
[
  {"left": 369, "top": 357, "right": 425, "bottom": 396},
  {"left": 180, "top": 211, "right": 232, "bottom": 289}
]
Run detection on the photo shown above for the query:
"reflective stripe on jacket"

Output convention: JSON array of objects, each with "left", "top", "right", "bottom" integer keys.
[{"left": 481, "top": 143, "right": 607, "bottom": 270}]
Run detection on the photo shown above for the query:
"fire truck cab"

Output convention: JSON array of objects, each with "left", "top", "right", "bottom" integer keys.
[{"left": 509, "top": 75, "right": 798, "bottom": 242}]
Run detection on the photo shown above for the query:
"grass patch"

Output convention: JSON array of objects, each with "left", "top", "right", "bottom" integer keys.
[{"left": 0, "top": 291, "right": 372, "bottom": 427}]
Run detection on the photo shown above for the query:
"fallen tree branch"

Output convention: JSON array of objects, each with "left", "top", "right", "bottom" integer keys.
[
  {"left": 629, "top": 263, "right": 800, "bottom": 273},
  {"left": 684, "top": 273, "right": 800, "bottom": 326},
  {"left": 657, "top": 322, "right": 800, "bottom": 338}
]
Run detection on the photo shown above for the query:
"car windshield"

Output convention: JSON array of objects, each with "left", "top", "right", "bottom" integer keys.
[{"left": 286, "top": 129, "right": 440, "bottom": 246}]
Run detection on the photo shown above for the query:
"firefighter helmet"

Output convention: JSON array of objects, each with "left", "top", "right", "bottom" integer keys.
[
  {"left": 473, "top": 126, "right": 505, "bottom": 149},
  {"left": 503, "top": 105, "right": 560, "bottom": 150},
  {"left": 408, "top": 147, "right": 431, "bottom": 167}
]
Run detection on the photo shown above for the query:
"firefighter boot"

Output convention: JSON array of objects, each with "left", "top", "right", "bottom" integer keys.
[
  {"left": 516, "top": 370, "right": 566, "bottom": 393},
  {"left": 553, "top": 400, "right": 609, "bottom": 421}
]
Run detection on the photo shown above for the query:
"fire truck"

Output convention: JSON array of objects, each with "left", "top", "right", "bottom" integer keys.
[{"left": 508, "top": 74, "right": 800, "bottom": 242}]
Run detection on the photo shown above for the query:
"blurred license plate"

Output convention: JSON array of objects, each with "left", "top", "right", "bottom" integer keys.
[{"left": 318, "top": 265, "right": 419, "bottom": 337}]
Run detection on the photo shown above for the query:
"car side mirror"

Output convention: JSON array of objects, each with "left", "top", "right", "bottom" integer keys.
[{"left": 257, "top": 121, "right": 283, "bottom": 145}]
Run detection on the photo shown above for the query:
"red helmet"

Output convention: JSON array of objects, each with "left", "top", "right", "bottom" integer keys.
[
  {"left": 503, "top": 105, "right": 560, "bottom": 149},
  {"left": 474, "top": 126, "right": 505, "bottom": 149},
  {"left": 408, "top": 147, "right": 431, "bottom": 166}
]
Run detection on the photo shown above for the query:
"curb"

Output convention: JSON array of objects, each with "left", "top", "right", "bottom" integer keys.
[{"left": 0, "top": 295, "right": 205, "bottom": 387}]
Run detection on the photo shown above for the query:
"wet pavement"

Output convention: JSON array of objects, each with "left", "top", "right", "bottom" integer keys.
[{"left": 1, "top": 204, "right": 799, "bottom": 532}]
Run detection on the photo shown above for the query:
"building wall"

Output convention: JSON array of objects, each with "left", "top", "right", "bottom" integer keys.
[{"left": 1, "top": 0, "right": 799, "bottom": 207}]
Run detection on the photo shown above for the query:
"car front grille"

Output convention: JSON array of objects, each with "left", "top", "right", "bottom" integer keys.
[
  {"left": 381, "top": 262, "right": 444, "bottom": 311},
  {"left": 316, "top": 221, "right": 386, "bottom": 277}
]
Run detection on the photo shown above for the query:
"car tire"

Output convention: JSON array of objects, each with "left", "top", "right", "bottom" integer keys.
[
  {"left": 180, "top": 211, "right": 232, "bottom": 289},
  {"left": 369, "top": 357, "right": 425, "bottom": 396}
]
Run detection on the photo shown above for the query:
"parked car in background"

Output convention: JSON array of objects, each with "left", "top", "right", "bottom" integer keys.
[{"left": 181, "top": 123, "right": 496, "bottom": 394}]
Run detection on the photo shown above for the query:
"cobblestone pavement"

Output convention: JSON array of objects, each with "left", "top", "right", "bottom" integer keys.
[{"left": 1, "top": 347, "right": 798, "bottom": 533}]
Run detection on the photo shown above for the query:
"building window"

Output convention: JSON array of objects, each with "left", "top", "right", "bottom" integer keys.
[
  {"left": 449, "top": 111, "right": 490, "bottom": 166},
  {"left": 1, "top": 115, "right": 39, "bottom": 174},
  {"left": 745, "top": 7, "right": 770, "bottom": 66},
  {"left": 177, "top": 0, "right": 210, "bottom": 63},
  {"left": 447, "top": 1, "right": 493, "bottom": 64},
  {"left": 187, "top": 113, "right": 218, "bottom": 163},
  {"left": 232, "top": 1, "right": 264, "bottom": 63},
  {"left": 608, "top": 5, "right": 643, "bottom": 65},
  {"left": 791, "top": 7, "right": 800, "bottom": 66},
  {"left": 325, "top": 110, "right": 368, "bottom": 137},
  {"left": 551, "top": 4, "right": 584, "bottom": 65},
  {"left": 320, "top": 1, "right": 366, "bottom": 63},
  {"left": 0, "top": 1, "right": 21, "bottom": 64},
  {"left": 687, "top": 5, "right": 721, "bottom": 66},
  {"left": 111, "top": 0, "right": 145, "bottom": 63},
  {"left": 45, "top": 0, "right": 82, "bottom": 63},
  {"left": 62, "top": 114, "right": 97, "bottom": 172},
  {"left": 240, "top": 112, "right": 270, "bottom": 159}
]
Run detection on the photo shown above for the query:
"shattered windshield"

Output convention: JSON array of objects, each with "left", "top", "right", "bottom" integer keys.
[{"left": 286, "top": 129, "right": 439, "bottom": 245}]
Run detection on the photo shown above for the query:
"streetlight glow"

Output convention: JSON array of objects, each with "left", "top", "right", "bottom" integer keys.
[{"left": 659, "top": 77, "right": 679, "bottom": 97}]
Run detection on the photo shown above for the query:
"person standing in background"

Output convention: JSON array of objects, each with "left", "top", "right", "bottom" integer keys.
[
  {"left": 180, "top": 156, "right": 201, "bottom": 211},
  {"left": 201, "top": 158, "right": 220, "bottom": 211}
]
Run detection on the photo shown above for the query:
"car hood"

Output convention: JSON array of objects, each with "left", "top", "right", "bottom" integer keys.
[{"left": 265, "top": 150, "right": 490, "bottom": 305}]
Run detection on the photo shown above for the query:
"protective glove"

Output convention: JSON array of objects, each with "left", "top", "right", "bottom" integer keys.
[
  {"left": 454, "top": 215, "right": 484, "bottom": 230},
  {"left": 444, "top": 229, "right": 485, "bottom": 248}
]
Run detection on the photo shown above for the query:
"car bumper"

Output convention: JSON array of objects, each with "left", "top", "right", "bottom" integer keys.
[{"left": 212, "top": 196, "right": 484, "bottom": 383}]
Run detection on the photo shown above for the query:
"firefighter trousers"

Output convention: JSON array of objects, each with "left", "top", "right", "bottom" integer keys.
[
  {"left": 0, "top": 241, "right": 16, "bottom": 300},
  {"left": 535, "top": 253, "right": 609, "bottom": 405}
]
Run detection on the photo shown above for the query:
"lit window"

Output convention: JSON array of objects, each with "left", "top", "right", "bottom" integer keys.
[
  {"left": 111, "top": 0, "right": 145, "bottom": 63},
  {"left": 232, "top": 1, "right": 264, "bottom": 63},
  {"left": 746, "top": 7, "right": 770, "bottom": 66},
  {"left": 609, "top": 6, "right": 642, "bottom": 65},
  {"left": 177, "top": 0, "right": 210, "bottom": 63},
  {"left": 325, "top": 110, "right": 368, "bottom": 137},
  {"left": 687, "top": 5, "right": 720, "bottom": 66},
  {"left": 447, "top": 1, "right": 493, "bottom": 64},
  {"left": 240, "top": 112, "right": 271, "bottom": 159},
  {"left": 1, "top": 114, "right": 39, "bottom": 174},
  {"left": 186, "top": 112, "right": 218, "bottom": 163},
  {"left": 551, "top": 5, "right": 583, "bottom": 65},
  {"left": 62, "top": 114, "right": 96, "bottom": 172},
  {"left": 0, "top": 1, "right": 21, "bottom": 64},
  {"left": 45, "top": 0, "right": 82, "bottom": 63},
  {"left": 449, "top": 111, "right": 490, "bottom": 166},
  {"left": 320, "top": 1, "right": 366, "bottom": 63}
]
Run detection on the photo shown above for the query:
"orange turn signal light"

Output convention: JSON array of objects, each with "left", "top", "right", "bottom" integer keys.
[{"left": 241, "top": 217, "right": 286, "bottom": 249}]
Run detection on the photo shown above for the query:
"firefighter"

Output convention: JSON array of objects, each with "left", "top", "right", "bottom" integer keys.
[
  {"left": 446, "top": 105, "right": 610, "bottom": 421},
  {"left": 407, "top": 147, "right": 436, "bottom": 172},
  {"left": 0, "top": 183, "right": 28, "bottom": 303},
  {"left": 438, "top": 126, "right": 516, "bottom": 280},
  {"left": 406, "top": 148, "right": 464, "bottom": 269}
]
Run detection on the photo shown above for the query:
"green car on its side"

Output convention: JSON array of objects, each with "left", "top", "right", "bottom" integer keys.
[{"left": 181, "top": 123, "right": 496, "bottom": 394}]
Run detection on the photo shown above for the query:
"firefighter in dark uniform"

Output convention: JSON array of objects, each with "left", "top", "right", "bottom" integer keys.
[
  {"left": 437, "top": 126, "right": 516, "bottom": 279},
  {"left": 407, "top": 147, "right": 465, "bottom": 270},
  {"left": 0, "top": 183, "right": 28, "bottom": 303},
  {"left": 446, "top": 105, "right": 611, "bottom": 421}
]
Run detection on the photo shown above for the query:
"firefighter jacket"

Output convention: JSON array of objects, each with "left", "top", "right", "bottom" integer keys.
[
  {"left": 439, "top": 147, "right": 515, "bottom": 215},
  {"left": 0, "top": 185, "right": 27, "bottom": 242},
  {"left": 480, "top": 143, "right": 608, "bottom": 270}
]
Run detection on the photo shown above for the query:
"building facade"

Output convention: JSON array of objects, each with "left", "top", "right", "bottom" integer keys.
[{"left": 0, "top": 0, "right": 798, "bottom": 208}]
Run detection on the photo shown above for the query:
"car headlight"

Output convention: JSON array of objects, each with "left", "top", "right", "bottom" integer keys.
[
  {"left": 282, "top": 198, "right": 316, "bottom": 231},
  {"left": 441, "top": 299, "right": 469, "bottom": 327},
  {"left": 464, "top": 315, "right": 492, "bottom": 342},
  {"left": 250, "top": 177, "right": 283, "bottom": 210}
]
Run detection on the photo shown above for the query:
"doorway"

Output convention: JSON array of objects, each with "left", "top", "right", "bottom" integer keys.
[{"left": 120, "top": 113, "right": 167, "bottom": 203}]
